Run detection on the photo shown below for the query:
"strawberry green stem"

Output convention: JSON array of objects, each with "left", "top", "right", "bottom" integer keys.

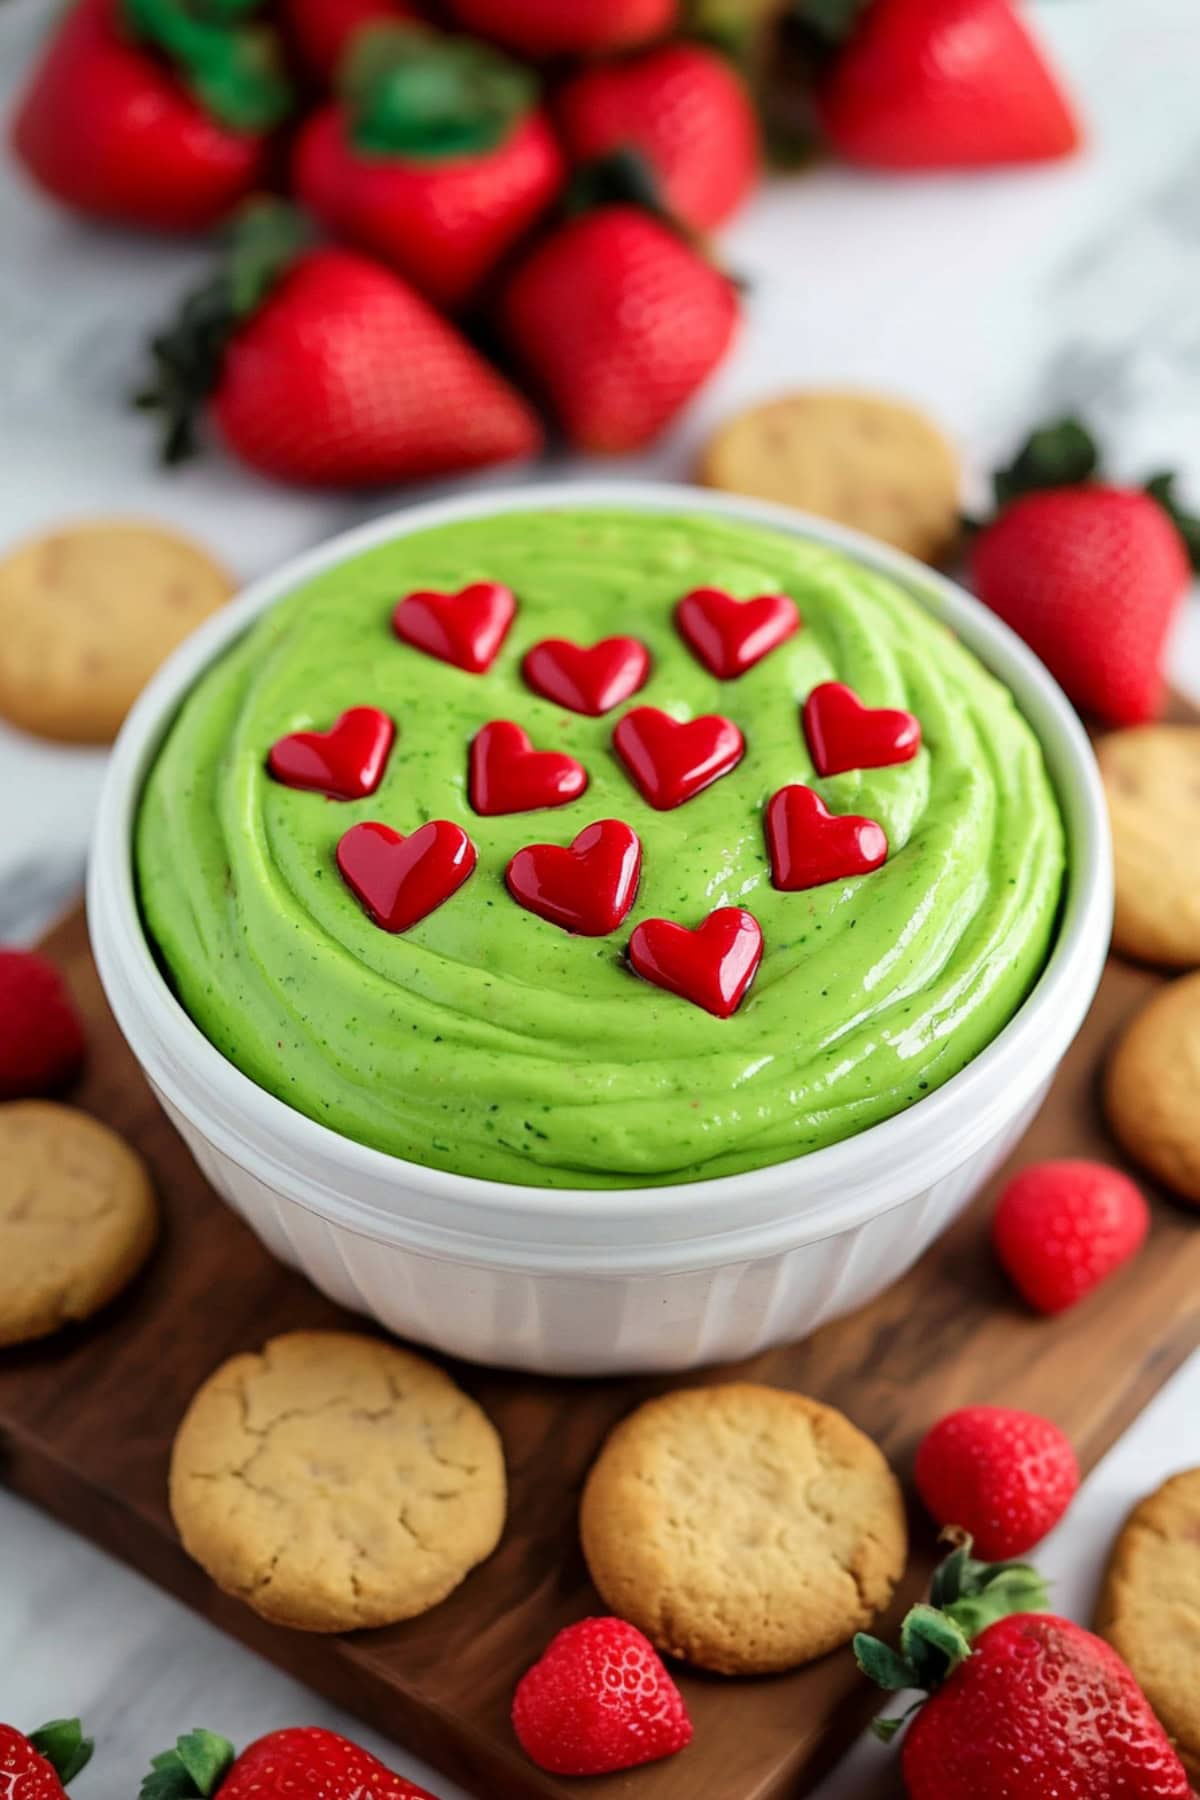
[
  {"left": 120, "top": 0, "right": 293, "bottom": 134},
  {"left": 135, "top": 200, "right": 312, "bottom": 464},
  {"left": 992, "top": 416, "right": 1100, "bottom": 510},
  {"left": 342, "top": 24, "right": 536, "bottom": 159},
  {"left": 27, "top": 1722, "right": 93, "bottom": 1787},
  {"left": 139, "top": 1730, "right": 235, "bottom": 1800},
  {"left": 854, "top": 1535, "right": 1049, "bottom": 1741}
]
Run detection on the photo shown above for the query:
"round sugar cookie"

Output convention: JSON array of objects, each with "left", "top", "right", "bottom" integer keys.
[
  {"left": 1105, "top": 972, "right": 1200, "bottom": 1205},
  {"left": 0, "top": 1100, "right": 158, "bottom": 1347},
  {"left": 169, "top": 1330, "right": 507, "bottom": 1632},
  {"left": 0, "top": 519, "right": 233, "bottom": 743},
  {"left": 580, "top": 1382, "right": 907, "bottom": 1674},
  {"left": 1099, "top": 726, "right": 1200, "bottom": 968}
]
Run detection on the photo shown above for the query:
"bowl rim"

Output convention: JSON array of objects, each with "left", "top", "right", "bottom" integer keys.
[{"left": 88, "top": 479, "right": 1113, "bottom": 1227}]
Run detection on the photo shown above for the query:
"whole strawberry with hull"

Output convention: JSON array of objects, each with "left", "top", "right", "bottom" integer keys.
[
  {"left": 11, "top": 0, "right": 293, "bottom": 233},
  {"left": 970, "top": 419, "right": 1196, "bottom": 727},
  {"left": 857, "top": 1538, "right": 1190, "bottom": 1797},
  {"left": 1, "top": 1720, "right": 93, "bottom": 1800},
  {"left": 138, "top": 201, "right": 541, "bottom": 486},
  {"left": 446, "top": 0, "right": 679, "bottom": 58},
  {"left": 142, "top": 1728, "right": 439, "bottom": 1800},
  {"left": 294, "top": 25, "right": 564, "bottom": 311}
]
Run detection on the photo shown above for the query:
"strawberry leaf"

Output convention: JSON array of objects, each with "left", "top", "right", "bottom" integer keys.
[
  {"left": 27, "top": 1722, "right": 93, "bottom": 1787},
  {"left": 121, "top": 0, "right": 293, "bottom": 134},
  {"left": 853, "top": 1632, "right": 919, "bottom": 1691},
  {"left": 790, "top": 0, "right": 870, "bottom": 45},
  {"left": 993, "top": 417, "right": 1100, "bottom": 509},
  {"left": 140, "top": 1732, "right": 234, "bottom": 1800},
  {"left": 344, "top": 24, "right": 536, "bottom": 159},
  {"left": 1145, "top": 471, "right": 1200, "bottom": 571}
]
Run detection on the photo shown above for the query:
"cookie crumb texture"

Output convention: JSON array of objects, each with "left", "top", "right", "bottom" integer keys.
[
  {"left": 0, "top": 1100, "right": 158, "bottom": 1347},
  {"left": 580, "top": 1382, "right": 907, "bottom": 1674},
  {"left": 1096, "top": 1467, "right": 1200, "bottom": 1783},
  {"left": 1105, "top": 971, "right": 1200, "bottom": 1204},
  {"left": 1099, "top": 726, "right": 1200, "bottom": 968},
  {"left": 169, "top": 1331, "right": 507, "bottom": 1633}
]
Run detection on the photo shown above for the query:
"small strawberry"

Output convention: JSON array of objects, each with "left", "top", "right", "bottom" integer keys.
[
  {"left": 512, "top": 1617, "right": 693, "bottom": 1777},
  {"left": 137, "top": 201, "right": 541, "bottom": 487},
  {"left": 1, "top": 1721, "right": 93, "bottom": 1800},
  {"left": 279, "top": 0, "right": 422, "bottom": 82},
  {"left": 501, "top": 193, "right": 739, "bottom": 453},
  {"left": 914, "top": 1405, "right": 1079, "bottom": 1559},
  {"left": 558, "top": 43, "right": 760, "bottom": 234},
  {"left": 141, "top": 1729, "right": 438, "bottom": 1800},
  {"left": 856, "top": 1539, "right": 1190, "bottom": 1798},
  {"left": 993, "top": 1160, "right": 1150, "bottom": 1315},
  {"left": 813, "top": 0, "right": 1080, "bottom": 170},
  {"left": 293, "top": 26, "right": 564, "bottom": 310},
  {"left": 11, "top": 0, "right": 293, "bottom": 233},
  {"left": 0, "top": 950, "right": 87, "bottom": 1101},
  {"left": 445, "top": 0, "right": 679, "bottom": 58},
  {"left": 970, "top": 420, "right": 1195, "bottom": 727}
]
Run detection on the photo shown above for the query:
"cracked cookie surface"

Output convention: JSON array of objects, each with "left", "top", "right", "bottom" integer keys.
[
  {"left": 1099, "top": 726, "right": 1200, "bottom": 968},
  {"left": 1105, "top": 972, "right": 1200, "bottom": 1204},
  {"left": 1096, "top": 1467, "right": 1200, "bottom": 1781},
  {"left": 169, "top": 1330, "right": 506, "bottom": 1633},
  {"left": 580, "top": 1381, "right": 906, "bottom": 1674},
  {"left": 0, "top": 1100, "right": 158, "bottom": 1347}
]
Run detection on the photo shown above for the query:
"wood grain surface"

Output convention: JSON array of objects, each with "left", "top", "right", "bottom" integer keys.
[{"left": 2, "top": 891, "right": 1198, "bottom": 1799}]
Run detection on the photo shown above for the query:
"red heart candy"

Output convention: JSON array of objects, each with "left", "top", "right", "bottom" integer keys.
[
  {"left": 268, "top": 706, "right": 394, "bottom": 800},
  {"left": 803, "top": 681, "right": 921, "bottom": 776},
  {"left": 506, "top": 819, "right": 642, "bottom": 936},
  {"left": 522, "top": 637, "right": 650, "bottom": 716},
  {"left": 675, "top": 587, "right": 800, "bottom": 679},
  {"left": 613, "top": 706, "right": 744, "bottom": 810},
  {"left": 628, "top": 907, "right": 763, "bottom": 1019},
  {"left": 336, "top": 819, "right": 476, "bottom": 931},
  {"left": 392, "top": 581, "right": 516, "bottom": 673},
  {"left": 470, "top": 720, "right": 589, "bottom": 816},
  {"left": 765, "top": 784, "right": 888, "bottom": 890}
]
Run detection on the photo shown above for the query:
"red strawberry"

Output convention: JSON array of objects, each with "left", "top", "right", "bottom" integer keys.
[
  {"left": 558, "top": 44, "right": 760, "bottom": 234},
  {"left": 138, "top": 202, "right": 541, "bottom": 487},
  {"left": 501, "top": 205, "right": 738, "bottom": 453},
  {"left": 0, "top": 950, "right": 87, "bottom": 1100},
  {"left": 140, "top": 1728, "right": 439, "bottom": 1800},
  {"left": 513, "top": 1617, "right": 693, "bottom": 1777},
  {"left": 993, "top": 1160, "right": 1150, "bottom": 1315},
  {"left": 11, "top": 0, "right": 292, "bottom": 233},
  {"left": 817, "top": 0, "right": 1080, "bottom": 170},
  {"left": 857, "top": 1541, "right": 1190, "bottom": 1799},
  {"left": 446, "top": 0, "right": 678, "bottom": 58},
  {"left": 972, "top": 487, "right": 1189, "bottom": 726},
  {"left": 915, "top": 1405, "right": 1079, "bottom": 1558},
  {"left": 1, "top": 1721, "right": 93, "bottom": 1800},
  {"left": 279, "top": 0, "right": 421, "bottom": 81},
  {"left": 293, "top": 27, "right": 564, "bottom": 311}
]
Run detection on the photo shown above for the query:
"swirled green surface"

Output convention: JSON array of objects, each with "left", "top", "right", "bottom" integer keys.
[{"left": 136, "top": 509, "right": 1065, "bottom": 1188}]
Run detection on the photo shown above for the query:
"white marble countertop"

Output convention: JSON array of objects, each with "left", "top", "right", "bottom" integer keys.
[{"left": 2, "top": 0, "right": 1200, "bottom": 1792}]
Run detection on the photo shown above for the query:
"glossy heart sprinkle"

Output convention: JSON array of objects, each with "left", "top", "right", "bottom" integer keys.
[
  {"left": 267, "top": 706, "right": 394, "bottom": 800},
  {"left": 675, "top": 587, "right": 800, "bottom": 679},
  {"left": 506, "top": 819, "right": 642, "bottom": 936},
  {"left": 392, "top": 581, "right": 515, "bottom": 674},
  {"left": 522, "top": 636, "right": 650, "bottom": 716},
  {"left": 628, "top": 907, "right": 763, "bottom": 1019},
  {"left": 613, "top": 706, "right": 744, "bottom": 810},
  {"left": 803, "top": 680, "right": 921, "bottom": 775},
  {"left": 765, "top": 784, "right": 888, "bottom": 890},
  {"left": 336, "top": 819, "right": 476, "bottom": 931},
  {"left": 470, "top": 720, "right": 588, "bottom": 816}
]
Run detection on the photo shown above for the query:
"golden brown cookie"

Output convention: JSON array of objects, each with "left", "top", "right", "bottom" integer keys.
[
  {"left": 699, "top": 390, "right": 961, "bottom": 564},
  {"left": 0, "top": 1100, "right": 158, "bottom": 1347},
  {"left": 579, "top": 1382, "right": 906, "bottom": 1675},
  {"left": 0, "top": 519, "right": 234, "bottom": 744},
  {"left": 169, "top": 1330, "right": 507, "bottom": 1633},
  {"left": 1099, "top": 727, "right": 1200, "bottom": 968},
  {"left": 1105, "top": 973, "right": 1200, "bottom": 1205},
  {"left": 1096, "top": 1468, "right": 1200, "bottom": 1782}
]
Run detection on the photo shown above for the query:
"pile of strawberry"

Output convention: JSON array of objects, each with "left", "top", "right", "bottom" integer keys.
[{"left": 9, "top": 0, "right": 1079, "bottom": 488}]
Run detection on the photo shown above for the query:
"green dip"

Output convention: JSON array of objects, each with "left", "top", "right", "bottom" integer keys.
[{"left": 136, "top": 508, "right": 1065, "bottom": 1188}]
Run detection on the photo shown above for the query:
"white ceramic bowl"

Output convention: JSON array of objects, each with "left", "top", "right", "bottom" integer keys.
[{"left": 88, "top": 483, "right": 1112, "bottom": 1376}]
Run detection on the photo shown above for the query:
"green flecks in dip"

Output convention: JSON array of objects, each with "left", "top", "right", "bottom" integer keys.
[{"left": 135, "top": 509, "right": 1066, "bottom": 1188}]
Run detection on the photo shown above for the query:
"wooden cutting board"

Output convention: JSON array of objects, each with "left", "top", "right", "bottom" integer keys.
[{"left": 2, "top": 888, "right": 1199, "bottom": 1800}]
